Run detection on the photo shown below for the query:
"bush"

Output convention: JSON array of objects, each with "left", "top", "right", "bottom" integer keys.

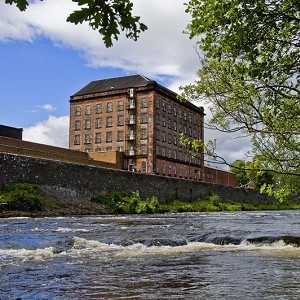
[
  {"left": 0, "top": 183, "right": 42, "bottom": 211},
  {"left": 209, "top": 194, "right": 220, "bottom": 207},
  {"left": 91, "top": 190, "right": 161, "bottom": 214}
]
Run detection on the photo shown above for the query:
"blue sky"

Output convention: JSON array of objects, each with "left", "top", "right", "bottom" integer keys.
[
  {"left": 0, "top": 0, "right": 251, "bottom": 165},
  {"left": 1, "top": 38, "right": 125, "bottom": 128}
]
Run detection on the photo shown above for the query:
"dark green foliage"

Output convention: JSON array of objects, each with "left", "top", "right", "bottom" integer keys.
[
  {"left": 91, "top": 190, "right": 161, "bottom": 214},
  {"left": 0, "top": 183, "right": 42, "bottom": 211}
]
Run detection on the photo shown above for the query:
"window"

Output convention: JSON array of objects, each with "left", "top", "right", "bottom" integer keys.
[
  {"left": 156, "top": 114, "right": 160, "bottom": 125},
  {"left": 95, "top": 118, "right": 102, "bottom": 128},
  {"left": 75, "top": 106, "right": 81, "bottom": 116},
  {"left": 179, "top": 123, "right": 183, "bottom": 133},
  {"left": 141, "top": 144, "right": 147, "bottom": 155},
  {"left": 106, "top": 147, "right": 112, "bottom": 152},
  {"left": 74, "top": 135, "right": 80, "bottom": 145},
  {"left": 128, "top": 129, "right": 135, "bottom": 140},
  {"left": 96, "top": 103, "right": 102, "bottom": 114},
  {"left": 162, "top": 163, "right": 166, "bottom": 174},
  {"left": 162, "top": 131, "right": 166, "bottom": 142},
  {"left": 168, "top": 118, "right": 172, "bottom": 129},
  {"left": 117, "top": 131, "right": 124, "bottom": 142},
  {"left": 106, "top": 132, "right": 112, "bottom": 143},
  {"left": 118, "top": 101, "right": 124, "bottom": 111},
  {"left": 156, "top": 145, "right": 160, "bottom": 155},
  {"left": 169, "top": 165, "right": 172, "bottom": 175},
  {"left": 174, "top": 165, "right": 177, "bottom": 175},
  {"left": 179, "top": 109, "right": 182, "bottom": 119},
  {"left": 174, "top": 121, "right": 177, "bottom": 131},
  {"left": 75, "top": 120, "right": 80, "bottom": 130},
  {"left": 168, "top": 133, "right": 172, "bottom": 144},
  {"left": 184, "top": 112, "right": 187, "bottom": 121},
  {"left": 168, "top": 149, "right": 172, "bottom": 158},
  {"left": 162, "top": 101, "right": 166, "bottom": 111},
  {"left": 141, "top": 128, "right": 147, "bottom": 139},
  {"left": 142, "top": 161, "right": 147, "bottom": 172},
  {"left": 189, "top": 114, "right": 192, "bottom": 123},
  {"left": 156, "top": 98, "right": 160, "bottom": 108},
  {"left": 106, "top": 102, "right": 113, "bottom": 112},
  {"left": 117, "top": 146, "right": 123, "bottom": 152},
  {"left": 168, "top": 104, "right": 172, "bottom": 114},
  {"left": 84, "top": 134, "right": 91, "bottom": 144},
  {"left": 106, "top": 116, "right": 113, "bottom": 127},
  {"left": 189, "top": 127, "right": 192, "bottom": 136},
  {"left": 129, "top": 99, "right": 135, "bottom": 108},
  {"left": 141, "top": 98, "right": 147, "bottom": 108},
  {"left": 141, "top": 161, "right": 147, "bottom": 172},
  {"left": 173, "top": 135, "right": 178, "bottom": 145},
  {"left": 95, "top": 133, "right": 101, "bottom": 143},
  {"left": 173, "top": 150, "right": 177, "bottom": 159},
  {"left": 85, "top": 105, "right": 91, "bottom": 115},
  {"left": 162, "top": 147, "right": 166, "bottom": 156},
  {"left": 129, "top": 114, "right": 135, "bottom": 124},
  {"left": 117, "top": 115, "right": 124, "bottom": 126},
  {"left": 156, "top": 129, "right": 160, "bottom": 140},
  {"left": 141, "top": 113, "right": 148, "bottom": 124},
  {"left": 173, "top": 107, "right": 177, "bottom": 116},
  {"left": 85, "top": 119, "right": 91, "bottom": 130},
  {"left": 162, "top": 116, "right": 166, "bottom": 127}
]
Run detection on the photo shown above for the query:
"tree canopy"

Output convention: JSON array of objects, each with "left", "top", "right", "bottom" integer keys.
[
  {"left": 4, "top": 0, "right": 147, "bottom": 47},
  {"left": 182, "top": 0, "right": 300, "bottom": 198}
]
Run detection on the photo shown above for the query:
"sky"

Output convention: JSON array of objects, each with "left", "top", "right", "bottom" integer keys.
[{"left": 0, "top": 0, "right": 251, "bottom": 168}]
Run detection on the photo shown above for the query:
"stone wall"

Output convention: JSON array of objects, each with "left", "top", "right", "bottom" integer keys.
[{"left": 0, "top": 152, "right": 276, "bottom": 204}]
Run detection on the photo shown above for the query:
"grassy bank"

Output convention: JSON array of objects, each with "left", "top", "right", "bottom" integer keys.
[
  {"left": 91, "top": 190, "right": 300, "bottom": 214},
  {"left": 1, "top": 184, "right": 299, "bottom": 217}
]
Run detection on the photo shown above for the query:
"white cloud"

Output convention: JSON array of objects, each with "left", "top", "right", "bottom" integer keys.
[
  {"left": 0, "top": 0, "right": 198, "bottom": 84},
  {"left": 23, "top": 115, "right": 69, "bottom": 148},
  {"left": 1, "top": 0, "right": 253, "bottom": 163},
  {"left": 36, "top": 104, "right": 56, "bottom": 112}
]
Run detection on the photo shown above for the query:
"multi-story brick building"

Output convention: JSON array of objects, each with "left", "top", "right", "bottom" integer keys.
[{"left": 69, "top": 74, "right": 205, "bottom": 180}]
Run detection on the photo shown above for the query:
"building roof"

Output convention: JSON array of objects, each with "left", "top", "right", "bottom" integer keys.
[
  {"left": 73, "top": 74, "right": 154, "bottom": 96},
  {"left": 71, "top": 74, "right": 204, "bottom": 115}
]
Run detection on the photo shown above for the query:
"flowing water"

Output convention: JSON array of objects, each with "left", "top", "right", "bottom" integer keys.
[{"left": 0, "top": 210, "right": 299, "bottom": 300}]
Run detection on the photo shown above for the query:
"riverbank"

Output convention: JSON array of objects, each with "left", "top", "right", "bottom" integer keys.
[{"left": 1, "top": 183, "right": 299, "bottom": 218}]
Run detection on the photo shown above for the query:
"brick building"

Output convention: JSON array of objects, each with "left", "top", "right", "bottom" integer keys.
[{"left": 69, "top": 74, "right": 205, "bottom": 180}]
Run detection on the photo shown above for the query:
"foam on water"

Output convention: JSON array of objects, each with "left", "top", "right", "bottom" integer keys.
[{"left": 1, "top": 235, "right": 299, "bottom": 264}]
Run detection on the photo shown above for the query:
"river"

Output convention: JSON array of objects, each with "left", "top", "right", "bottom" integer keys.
[{"left": 0, "top": 210, "right": 299, "bottom": 299}]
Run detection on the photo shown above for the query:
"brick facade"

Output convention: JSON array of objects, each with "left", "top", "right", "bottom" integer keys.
[{"left": 69, "top": 75, "right": 236, "bottom": 187}]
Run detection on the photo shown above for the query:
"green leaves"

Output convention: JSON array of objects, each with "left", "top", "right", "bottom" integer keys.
[
  {"left": 183, "top": 0, "right": 300, "bottom": 199},
  {"left": 5, "top": 0, "right": 147, "bottom": 47},
  {"left": 5, "top": 0, "right": 28, "bottom": 11},
  {"left": 66, "top": 0, "right": 148, "bottom": 47}
]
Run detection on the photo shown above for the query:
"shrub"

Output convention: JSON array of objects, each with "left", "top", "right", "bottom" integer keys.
[
  {"left": 91, "top": 190, "right": 162, "bottom": 214},
  {"left": 209, "top": 194, "right": 220, "bottom": 206},
  {"left": 0, "top": 183, "right": 42, "bottom": 211}
]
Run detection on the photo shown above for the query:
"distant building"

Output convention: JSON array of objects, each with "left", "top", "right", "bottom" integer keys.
[
  {"left": 69, "top": 74, "right": 205, "bottom": 180},
  {"left": 0, "top": 125, "right": 23, "bottom": 140},
  {"left": 69, "top": 74, "right": 236, "bottom": 186}
]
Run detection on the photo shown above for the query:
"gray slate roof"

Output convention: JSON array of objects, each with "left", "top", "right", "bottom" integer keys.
[{"left": 73, "top": 74, "right": 154, "bottom": 96}]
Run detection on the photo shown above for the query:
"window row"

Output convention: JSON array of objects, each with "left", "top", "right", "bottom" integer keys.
[
  {"left": 74, "top": 98, "right": 148, "bottom": 116},
  {"left": 74, "top": 131, "right": 124, "bottom": 145},
  {"left": 156, "top": 145, "right": 200, "bottom": 164},
  {"left": 156, "top": 124, "right": 200, "bottom": 139},
  {"left": 74, "top": 113, "right": 148, "bottom": 130},
  {"left": 156, "top": 99, "right": 200, "bottom": 124}
]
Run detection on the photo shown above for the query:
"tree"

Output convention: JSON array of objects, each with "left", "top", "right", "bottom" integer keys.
[
  {"left": 4, "top": 0, "right": 147, "bottom": 47},
  {"left": 181, "top": 0, "right": 300, "bottom": 198}
]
